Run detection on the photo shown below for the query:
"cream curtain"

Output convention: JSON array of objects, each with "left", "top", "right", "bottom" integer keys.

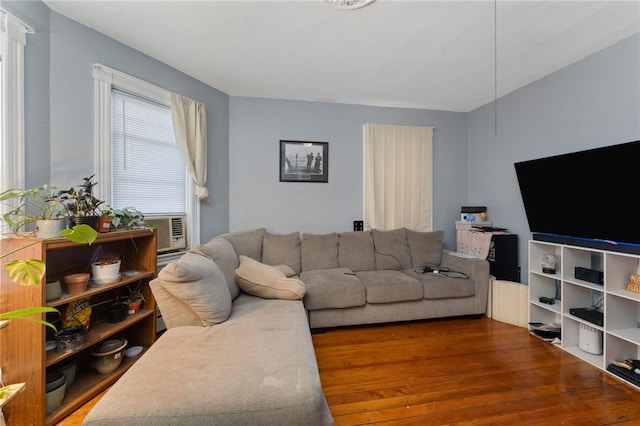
[
  {"left": 171, "top": 93, "right": 210, "bottom": 201},
  {"left": 364, "top": 123, "right": 433, "bottom": 231}
]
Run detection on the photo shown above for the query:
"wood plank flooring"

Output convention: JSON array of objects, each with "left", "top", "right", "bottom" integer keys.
[{"left": 59, "top": 317, "right": 640, "bottom": 425}]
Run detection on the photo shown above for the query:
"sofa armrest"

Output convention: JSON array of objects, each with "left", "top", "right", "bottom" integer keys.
[{"left": 440, "top": 249, "right": 490, "bottom": 313}]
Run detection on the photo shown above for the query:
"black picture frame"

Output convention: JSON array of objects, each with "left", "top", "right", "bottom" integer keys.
[{"left": 279, "top": 140, "right": 329, "bottom": 183}]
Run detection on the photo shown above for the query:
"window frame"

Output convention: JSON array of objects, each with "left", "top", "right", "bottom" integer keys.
[
  {"left": 92, "top": 63, "right": 199, "bottom": 249},
  {"left": 0, "top": 8, "right": 32, "bottom": 195}
]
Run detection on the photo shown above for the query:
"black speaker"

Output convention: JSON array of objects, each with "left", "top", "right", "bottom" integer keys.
[{"left": 575, "top": 266, "right": 603, "bottom": 285}]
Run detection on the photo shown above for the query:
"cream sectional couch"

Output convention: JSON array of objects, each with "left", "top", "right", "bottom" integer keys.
[{"left": 83, "top": 228, "right": 489, "bottom": 425}]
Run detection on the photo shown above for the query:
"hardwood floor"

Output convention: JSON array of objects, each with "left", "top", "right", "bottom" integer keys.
[{"left": 59, "top": 317, "right": 640, "bottom": 425}]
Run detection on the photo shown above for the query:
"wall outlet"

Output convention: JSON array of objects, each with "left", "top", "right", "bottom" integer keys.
[{"left": 353, "top": 221, "right": 364, "bottom": 231}]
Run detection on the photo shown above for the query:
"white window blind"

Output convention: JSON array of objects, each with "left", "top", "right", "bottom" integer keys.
[{"left": 111, "top": 89, "right": 187, "bottom": 215}]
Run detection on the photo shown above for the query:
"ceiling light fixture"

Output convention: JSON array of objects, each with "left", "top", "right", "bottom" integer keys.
[{"left": 323, "top": 0, "right": 375, "bottom": 10}]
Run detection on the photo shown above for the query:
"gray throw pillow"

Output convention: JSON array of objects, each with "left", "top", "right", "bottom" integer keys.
[
  {"left": 300, "top": 233, "right": 339, "bottom": 271},
  {"left": 192, "top": 237, "right": 241, "bottom": 300},
  {"left": 262, "top": 231, "right": 301, "bottom": 274},
  {"left": 405, "top": 229, "right": 444, "bottom": 267},
  {"left": 371, "top": 228, "right": 412, "bottom": 270},
  {"left": 156, "top": 251, "right": 232, "bottom": 326},
  {"left": 338, "top": 231, "right": 375, "bottom": 272},
  {"left": 220, "top": 228, "right": 266, "bottom": 261}
]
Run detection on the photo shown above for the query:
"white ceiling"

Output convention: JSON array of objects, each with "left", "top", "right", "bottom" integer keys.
[{"left": 43, "top": 0, "right": 640, "bottom": 112}]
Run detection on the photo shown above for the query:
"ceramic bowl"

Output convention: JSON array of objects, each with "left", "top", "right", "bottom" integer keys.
[
  {"left": 45, "top": 280, "right": 62, "bottom": 302},
  {"left": 45, "top": 378, "right": 66, "bottom": 414},
  {"left": 45, "top": 371, "right": 65, "bottom": 393},
  {"left": 124, "top": 345, "right": 143, "bottom": 358},
  {"left": 91, "top": 338, "right": 128, "bottom": 374},
  {"left": 52, "top": 356, "right": 77, "bottom": 389}
]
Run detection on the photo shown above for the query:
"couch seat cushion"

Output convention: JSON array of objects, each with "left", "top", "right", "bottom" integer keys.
[
  {"left": 155, "top": 251, "right": 232, "bottom": 326},
  {"left": 404, "top": 268, "right": 475, "bottom": 299},
  {"left": 355, "top": 270, "right": 423, "bottom": 303},
  {"left": 83, "top": 296, "right": 333, "bottom": 426},
  {"left": 235, "top": 255, "right": 306, "bottom": 299},
  {"left": 301, "top": 268, "right": 366, "bottom": 310}
]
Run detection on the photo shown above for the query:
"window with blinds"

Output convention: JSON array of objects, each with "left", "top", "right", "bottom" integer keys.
[{"left": 111, "top": 89, "right": 187, "bottom": 215}]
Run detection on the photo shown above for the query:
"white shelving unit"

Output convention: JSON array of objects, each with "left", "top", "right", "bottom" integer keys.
[{"left": 528, "top": 240, "right": 640, "bottom": 388}]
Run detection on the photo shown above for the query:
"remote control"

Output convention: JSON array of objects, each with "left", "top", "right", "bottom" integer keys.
[{"left": 539, "top": 296, "right": 555, "bottom": 305}]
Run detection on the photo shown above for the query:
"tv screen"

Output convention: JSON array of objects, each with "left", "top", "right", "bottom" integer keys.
[{"left": 514, "top": 140, "right": 640, "bottom": 248}]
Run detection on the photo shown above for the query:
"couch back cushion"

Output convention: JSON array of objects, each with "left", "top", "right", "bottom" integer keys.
[
  {"left": 234, "top": 255, "right": 306, "bottom": 299},
  {"left": 152, "top": 251, "right": 232, "bottom": 328},
  {"left": 192, "top": 237, "right": 240, "bottom": 299},
  {"left": 338, "top": 231, "right": 375, "bottom": 272},
  {"left": 371, "top": 228, "right": 412, "bottom": 270},
  {"left": 220, "top": 228, "right": 266, "bottom": 261},
  {"left": 300, "top": 233, "right": 339, "bottom": 271},
  {"left": 405, "top": 229, "right": 444, "bottom": 267},
  {"left": 262, "top": 231, "right": 301, "bottom": 274}
]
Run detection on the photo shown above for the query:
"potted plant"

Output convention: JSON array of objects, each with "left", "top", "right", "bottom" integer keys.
[
  {"left": 90, "top": 248, "right": 121, "bottom": 285},
  {"left": 0, "top": 185, "right": 67, "bottom": 238},
  {"left": 126, "top": 282, "right": 145, "bottom": 315},
  {"left": 97, "top": 204, "right": 115, "bottom": 233},
  {"left": 112, "top": 207, "right": 145, "bottom": 230},
  {"left": 58, "top": 175, "right": 104, "bottom": 230}
]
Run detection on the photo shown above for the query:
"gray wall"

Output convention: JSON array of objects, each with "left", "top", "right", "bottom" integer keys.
[
  {"left": 229, "top": 97, "right": 468, "bottom": 249},
  {"left": 467, "top": 33, "right": 640, "bottom": 281},
  {"left": 9, "top": 2, "right": 231, "bottom": 242}
]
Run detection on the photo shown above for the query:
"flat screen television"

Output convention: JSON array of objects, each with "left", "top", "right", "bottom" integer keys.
[{"left": 514, "top": 139, "right": 640, "bottom": 254}]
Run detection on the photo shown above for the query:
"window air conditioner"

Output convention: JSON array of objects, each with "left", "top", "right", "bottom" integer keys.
[{"left": 145, "top": 216, "right": 187, "bottom": 253}]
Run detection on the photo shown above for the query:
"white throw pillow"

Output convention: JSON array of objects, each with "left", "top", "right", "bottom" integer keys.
[{"left": 234, "top": 255, "right": 306, "bottom": 300}]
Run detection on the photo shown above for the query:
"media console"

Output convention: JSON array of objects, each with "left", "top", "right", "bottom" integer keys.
[
  {"left": 528, "top": 239, "right": 640, "bottom": 390},
  {"left": 533, "top": 233, "right": 640, "bottom": 255}
]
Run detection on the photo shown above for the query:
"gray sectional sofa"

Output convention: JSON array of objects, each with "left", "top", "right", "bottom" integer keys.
[{"left": 83, "top": 228, "right": 489, "bottom": 425}]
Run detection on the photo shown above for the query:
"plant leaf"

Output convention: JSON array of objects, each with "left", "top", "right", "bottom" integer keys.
[
  {"left": 5, "top": 259, "right": 46, "bottom": 287},
  {"left": 60, "top": 224, "right": 98, "bottom": 244},
  {"left": 0, "top": 307, "right": 59, "bottom": 331}
]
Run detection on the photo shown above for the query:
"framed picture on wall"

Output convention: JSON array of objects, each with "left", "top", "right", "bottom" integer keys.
[{"left": 279, "top": 140, "right": 329, "bottom": 183}]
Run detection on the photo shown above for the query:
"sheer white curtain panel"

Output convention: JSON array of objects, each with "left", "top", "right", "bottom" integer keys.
[
  {"left": 171, "top": 93, "right": 210, "bottom": 202},
  {"left": 364, "top": 123, "right": 433, "bottom": 231}
]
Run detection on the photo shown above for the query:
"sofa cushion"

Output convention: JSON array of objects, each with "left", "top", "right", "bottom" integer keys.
[
  {"left": 262, "top": 231, "right": 301, "bottom": 274},
  {"left": 155, "top": 251, "right": 232, "bottom": 326},
  {"left": 220, "top": 228, "right": 266, "bottom": 261},
  {"left": 300, "top": 233, "right": 339, "bottom": 271},
  {"left": 235, "top": 255, "right": 306, "bottom": 300},
  {"left": 338, "top": 231, "right": 375, "bottom": 272},
  {"left": 403, "top": 268, "right": 475, "bottom": 299},
  {"left": 371, "top": 228, "right": 412, "bottom": 270},
  {"left": 355, "top": 270, "right": 423, "bottom": 303},
  {"left": 192, "top": 237, "right": 241, "bottom": 299},
  {"left": 405, "top": 229, "right": 444, "bottom": 267},
  {"left": 300, "top": 268, "right": 366, "bottom": 310}
]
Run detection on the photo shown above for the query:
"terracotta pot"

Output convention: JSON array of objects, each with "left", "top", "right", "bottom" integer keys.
[
  {"left": 97, "top": 216, "right": 112, "bottom": 233},
  {"left": 63, "top": 273, "right": 90, "bottom": 295},
  {"left": 127, "top": 300, "right": 142, "bottom": 315}
]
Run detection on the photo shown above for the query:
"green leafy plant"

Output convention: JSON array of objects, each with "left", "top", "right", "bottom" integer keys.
[
  {"left": 126, "top": 282, "right": 145, "bottom": 303},
  {"left": 58, "top": 175, "right": 104, "bottom": 217},
  {"left": 0, "top": 185, "right": 65, "bottom": 234},
  {"left": 0, "top": 224, "right": 98, "bottom": 331},
  {"left": 111, "top": 207, "right": 145, "bottom": 229}
]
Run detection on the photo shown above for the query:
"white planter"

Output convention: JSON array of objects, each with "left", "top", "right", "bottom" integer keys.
[
  {"left": 36, "top": 219, "right": 67, "bottom": 239},
  {"left": 91, "top": 260, "right": 121, "bottom": 285}
]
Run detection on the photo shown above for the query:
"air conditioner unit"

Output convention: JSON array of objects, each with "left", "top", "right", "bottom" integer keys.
[{"left": 145, "top": 216, "right": 187, "bottom": 253}]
